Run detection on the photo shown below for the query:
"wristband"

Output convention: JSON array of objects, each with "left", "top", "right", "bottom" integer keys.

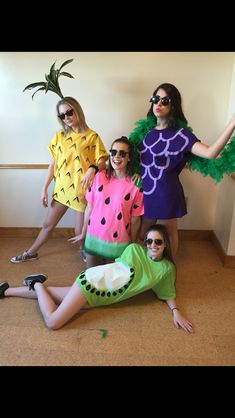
[{"left": 88, "top": 164, "right": 99, "bottom": 174}]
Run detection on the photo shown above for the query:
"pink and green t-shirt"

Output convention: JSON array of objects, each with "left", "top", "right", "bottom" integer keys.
[{"left": 84, "top": 170, "right": 144, "bottom": 259}]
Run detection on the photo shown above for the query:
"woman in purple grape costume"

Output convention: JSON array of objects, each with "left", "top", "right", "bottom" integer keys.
[{"left": 131, "top": 83, "right": 235, "bottom": 260}]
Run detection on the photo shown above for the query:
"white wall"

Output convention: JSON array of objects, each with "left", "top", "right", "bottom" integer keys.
[
  {"left": 0, "top": 52, "right": 235, "bottom": 250},
  {"left": 214, "top": 54, "right": 235, "bottom": 255}
]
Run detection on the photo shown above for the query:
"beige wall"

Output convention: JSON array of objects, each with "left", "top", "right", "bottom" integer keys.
[
  {"left": 214, "top": 54, "right": 235, "bottom": 255},
  {"left": 0, "top": 52, "right": 235, "bottom": 253}
]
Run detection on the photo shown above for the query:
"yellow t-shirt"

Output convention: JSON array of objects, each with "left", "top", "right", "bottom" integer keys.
[{"left": 48, "top": 129, "right": 108, "bottom": 212}]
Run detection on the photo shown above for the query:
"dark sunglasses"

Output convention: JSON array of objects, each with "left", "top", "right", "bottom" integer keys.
[
  {"left": 149, "top": 95, "right": 171, "bottom": 106},
  {"left": 145, "top": 238, "right": 164, "bottom": 246},
  {"left": 58, "top": 109, "right": 74, "bottom": 120},
  {"left": 109, "top": 149, "right": 129, "bottom": 158}
]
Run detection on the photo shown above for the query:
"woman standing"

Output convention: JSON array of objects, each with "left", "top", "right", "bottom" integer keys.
[
  {"left": 69, "top": 136, "right": 144, "bottom": 267},
  {"left": 11, "top": 97, "right": 108, "bottom": 263},
  {"left": 129, "top": 83, "right": 235, "bottom": 260}
]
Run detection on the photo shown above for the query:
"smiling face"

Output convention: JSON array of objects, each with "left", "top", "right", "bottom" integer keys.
[
  {"left": 145, "top": 229, "right": 166, "bottom": 261},
  {"left": 109, "top": 141, "right": 130, "bottom": 176}
]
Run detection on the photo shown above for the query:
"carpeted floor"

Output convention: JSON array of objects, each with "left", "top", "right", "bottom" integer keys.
[{"left": 0, "top": 236, "right": 234, "bottom": 366}]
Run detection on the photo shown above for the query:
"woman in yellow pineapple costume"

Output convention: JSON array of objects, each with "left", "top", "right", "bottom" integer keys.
[{"left": 11, "top": 96, "right": 108, "bottom": 263}]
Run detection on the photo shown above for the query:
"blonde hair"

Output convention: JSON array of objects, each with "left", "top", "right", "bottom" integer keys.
[{"left": 56, "top": 96, "right": 89, "bottom": 134}]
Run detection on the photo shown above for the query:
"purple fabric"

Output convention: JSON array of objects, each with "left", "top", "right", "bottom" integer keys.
[{"left": 138, "top": 127, "right": 199, "bottom": 219}]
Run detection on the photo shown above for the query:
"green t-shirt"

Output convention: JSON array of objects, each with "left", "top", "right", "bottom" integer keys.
[{"left": 76, "top": 243, "right": 176, "bottom": 307}]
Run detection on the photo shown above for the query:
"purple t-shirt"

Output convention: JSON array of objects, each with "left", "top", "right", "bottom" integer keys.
[{"left": 138, "top": 127, "right": 199, "bottom": 219}]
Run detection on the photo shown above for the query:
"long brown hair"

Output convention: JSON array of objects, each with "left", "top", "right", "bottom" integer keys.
[
  {"left": 145, "top": 224, "right": 175, "bottom": 265},
  {"left": 106, "top": 136, "right": 133, "bottom": 180},
  {"left": 147, "top": 83, "right": 188, "bottom": 129}
]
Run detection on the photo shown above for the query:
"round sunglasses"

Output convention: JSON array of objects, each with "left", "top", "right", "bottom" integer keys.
[
  {"left": 149, "top": 95, "right": 171, "bottom": 106},
  {"left": 145, "top": 238, "right": 164, "bottom": 246}
]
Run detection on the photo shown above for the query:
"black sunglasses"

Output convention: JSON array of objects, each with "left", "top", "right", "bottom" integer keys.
[
  {"left": 145, "top": 238, "right": 164, "bottom": 246},
  {"left": 109, "top": 149, "right": 129, "bottom": 158},
  {"left": 58, "top": 109, "right": 74, "bottom": 120},
  {"left": 149, "top": 95, "right": 171, "bottom": 106}
]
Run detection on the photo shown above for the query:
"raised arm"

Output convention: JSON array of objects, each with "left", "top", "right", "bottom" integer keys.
[
  {"left": 191, "top": 114, "right": 235, "bottom": 159},
  {"left": 166, "top": 299, "right": 193, "bottom": 334}
]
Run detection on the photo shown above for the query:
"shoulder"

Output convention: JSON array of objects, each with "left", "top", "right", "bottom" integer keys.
[
  {"left": 181, "top": 128, "right": 198, "bottom": 141},
  {"left": 49, "top": 130, "right": 64, "bottom": 144}
]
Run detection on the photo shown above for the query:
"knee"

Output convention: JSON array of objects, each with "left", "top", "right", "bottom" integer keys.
[
  {"left": 42, "top": 221, "right": 54, "bottom": 233},
  {"left": 44, "top": 315, "right": 62, "bottom": 330}
]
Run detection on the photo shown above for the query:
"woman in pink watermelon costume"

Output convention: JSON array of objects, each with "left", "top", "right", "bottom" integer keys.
[{"left": 69, "top": 136, "right": 144, "bottom": 267}]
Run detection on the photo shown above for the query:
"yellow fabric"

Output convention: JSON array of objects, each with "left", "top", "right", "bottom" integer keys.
[{"left": 48, "top": 129, "right": 108, "bottom": 212}]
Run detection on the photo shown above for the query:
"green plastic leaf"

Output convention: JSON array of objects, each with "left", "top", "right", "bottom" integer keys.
[
  {"left": 59, "top": 71, "right": 74, "bottom": 79},
  {"left": 58, "top": 58, "right": 74, "bottom": 72},
  {"left": 23, "top": 82, "right": 46, "bottom": 91},
  {"left": 23, "top": 58, "right": 74, "bottom": 100},
  {"left": 99, "top": 329, "right": 108, "bottom": 338},
  {"left": 32, "top": 87, "right": 46, "bottom": 100}
]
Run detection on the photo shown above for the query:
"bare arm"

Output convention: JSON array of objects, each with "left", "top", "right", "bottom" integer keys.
[
  {"left": 130, "top": 216, "right": 141, "bottom": 243},
  {"left": 41, "top": 159, "right": 55, "bottom": 207},
  {"left": 191, "top": 114, "right": 235, "bottom": 159},
  {"left": 81, "top": 157, "right": 107, "bottom": 190},
  {"left": 68, "top": 203, "right": 92, "bottom": 244},
  {"left": 166, "top": 299, "right": 193, "bottom": 334}
]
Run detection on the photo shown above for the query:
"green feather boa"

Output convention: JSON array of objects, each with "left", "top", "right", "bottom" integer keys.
[{"left": 128, "top": 116, "right": 235, "bottom": 182}]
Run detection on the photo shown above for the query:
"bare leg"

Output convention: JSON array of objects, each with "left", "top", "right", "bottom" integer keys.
[
  {"left": 34, "top": 281, "right": 87, "bottom": 329},
  {"left": 4, "top": 285, "right": 91, "bottom": 309},
  {"left": 5, "top": 285, "right": 70, "bottom": 300},
  {"left": 27, "top": 200, "right": 68, "bottom": 255},
  {"left": 74, "top": 211, "right": 85, "bottom": 236},
  {"left": 86, "top": 253, "right": 106, "bottom": 268},
  {"left": 160, "top": 218, "right": 178, "bottom": 261},
  {"left": 140, "top": 218, "right": 156, "bottom": 241}
]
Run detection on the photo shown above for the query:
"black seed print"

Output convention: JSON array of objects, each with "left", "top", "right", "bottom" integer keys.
[
  {"left": 98, "top": 185, "right": 103, "bottom": 192},
  {"left": 113, "top": 231, "right": 118, "bottom": 238},
  {"left": 113, "top": 292, "right": 117, "bottom": 296},
  {"left": 117, "top": 212, "right": 122, "bottom": 220},
  {"left": 118, "top": 288, "right": 123, "bottom": 293},
  {"left": 124, "top": 284, "right": 129, "bottom": 289},
  {"left": 130, "top": 268, "right": 134, "bottom": 272},
  {"left": 91, "top": 288, "right": 95, "bottom": 293},
  {"left": 105, "top": 197, "right": 110, "bottom": 204},
  {"left": 140, "top": 187, "right": 143, "bottom": 192},
  {"left": 101, "top": 291, "right": 106, "bottom": 297},
  {"left": 124, "top": 193, "right": 130, "bottom": 201},
  {"left": 88, "top": 187, "right": 91, "bottom": 192},
  {"left": 101, "top": 217, "right": 106, "bottom": 225},
  {"left": 96, "top": 291, "right": 100, "bottom": 296},
  {"left": 130, "top": 273, "right": 135, "bottom": 278},
  {"left": 133, "top": 204, "right": 139, "bottom": 209},
  {"left": 107, "top": 292, "right": 111, "bottom": 297},
  {"left": 88, "top": 219, "right": 90, "bottom": 225},
  {"left": 125, "top": 223, "right": 129, "bottom": 230},
  {"left": 79, "top": 273, "right": 85, "bottom": 279},
  {"left": 81, "top": 280, "right": 87, "bottom": 285},
  {"left": 86, "top": 284, "right": 91, "bottom": 291}
]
